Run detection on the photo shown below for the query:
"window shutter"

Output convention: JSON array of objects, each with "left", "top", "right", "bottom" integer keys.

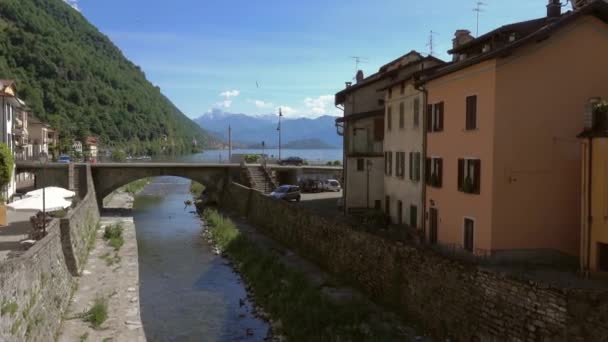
[
  {"left": 409, "top": 152, "right": 413, "bottom": 180},
  {"left": 389, "top": 152, "right": 393, "bottom": 176},
  {"left": 425, "top": 158, "right": 431, "bottom": 184},
  {"left": 427, "top": 104, "right": 433, "bottom": 132},
  {"left": 414, "top": 98, "right": 420, "bottom": 127},
  {"left": 437, "top": 102, "right": 444, "bottom": 131},
  {"left": 387, "top": 107, "right": 392, "bottom": 131},
  {"left": 458, "top": 158, "right": 464, "bottom": 191},
  {"left": 384, "top": 153, "right": 388, "bottom": 175},
  {"left": 415, "top": 153, "right": 421, "bottom": 181},
  {"left": 466, "top": 95, "right": 477, "bottom": 130},
  {"left": 437, "top": 158, "right": 443, "bottom": 187},
  {"left": 399, "top": 102, "right": 405, "bottom": 129},
  {"left": 474, "top": 159, "right": 481, "bottom": 194}
]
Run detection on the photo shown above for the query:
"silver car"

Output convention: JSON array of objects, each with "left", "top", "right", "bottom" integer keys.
[{"left": 270, "top": 185, "right": 301, "bottom": 202}]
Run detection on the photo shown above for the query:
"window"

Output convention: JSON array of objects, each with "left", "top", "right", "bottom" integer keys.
[
  {"left": 395, "top": 152, "right": 405, "bottom": 178},
  {"left": 399, "top": 102, "right": 405, "bottom": 129},
  {"left": 599, "top": 243, "right": 608, "bottom": 271},
  {"left": 464, "top": 218, "right": 475, "bottom": 252},
  {"left": 413, "top": 98, "right": 420, "bottom": 128},
  {"left": 385, "top": 196, "right": 390, "bottom": 217},
  {"left": 400, "top": 82, "right": 405, "bottom": 95},
  {"left": 374, "top": 200, "right": 382, "bottom": 210},
  {"left": 373, "top": 118, "right": 384, "bottom": 141},
  {"left": 388, "top": 152, "right": 393, "bottom": 176},
  {"left": 384, "top": 152, "right": 388, "bottom": 174},
  {"left": 466, "top": 95, "right": 477, "bottom": 130},
  {"left": 427, "top": 102, "right": 444, "bottom": 132},
  {"left": 388, "top": 87, "right": 393, "bottom": 99},
  {"left": 425, "top": 157, "right": 443, "bottom": 187},
  {"left": 387, "top": 106, "right": 392, "bottom": 131},
  {"left": 458, "top": 159, "right": 481, "bottom": 194},
  {"left": 410, "top": 205, "right": 418, "bottom": 228},
  {"left": 357, "top": 158, "right": 364, "bottom": 172},
  {"left": 397, "top": 200, "right": 403, "bottom": 224},
  {"left": 409, "top": 152, "right": 421, "bottom": 181}
]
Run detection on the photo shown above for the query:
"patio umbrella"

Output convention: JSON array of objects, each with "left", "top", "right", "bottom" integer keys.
[
  {"left": 7, "top": 194, "right": 72, "bottom": 212},
  {"left": 25, "top": 187, "right": 76, "bottom": 199}
]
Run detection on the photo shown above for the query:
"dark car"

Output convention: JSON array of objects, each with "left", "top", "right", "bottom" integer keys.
[
  {"left": 279, "top": 156, "right": 304, "bottom": 166},
  {"left": 270, "top": 185, "right": 301, "bottom": 202}
]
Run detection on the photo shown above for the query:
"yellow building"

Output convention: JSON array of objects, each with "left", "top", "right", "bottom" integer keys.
[{"left": 580, "top": 98, "right": 608, "bottom": 273}]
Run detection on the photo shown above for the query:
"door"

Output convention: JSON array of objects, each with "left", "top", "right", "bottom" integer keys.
[
  {"left": 599, "top": 243, "right": 608, "bottom": 272},
  {"left": 429, "top": 207, "right": 438, "bottom": 244},
  {"left": 410, "top": 205, "right": 418, "bottom": 229},
  {"left": 397, "top": 201, "right": 403, "bottom": 225}
]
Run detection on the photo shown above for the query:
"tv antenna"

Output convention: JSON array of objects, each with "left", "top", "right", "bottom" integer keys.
[
  {"left": 427, "top": 31, "right": 439, "bottom": 56},
  {"left": 350, "top": 56, "right": 369, "bottom": 76},
  {"left": 473, "top": 1, "right": 487, "bottom": 36}
]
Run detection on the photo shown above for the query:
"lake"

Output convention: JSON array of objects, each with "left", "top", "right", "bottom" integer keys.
[{"left": 172, "top": 149, "right": 343, "bottom": 164}]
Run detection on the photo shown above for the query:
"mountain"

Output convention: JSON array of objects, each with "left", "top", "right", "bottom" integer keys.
[
  {"left": 0, "top": 0, "right": 218, "bottom": 154},
  {"left": 195, "top": 109, "right": 342, "bottom": 149}
]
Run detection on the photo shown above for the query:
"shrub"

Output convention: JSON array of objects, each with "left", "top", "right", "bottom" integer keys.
[
  {"left": 103, "top": 224, "right": 124, "bottom": 250},
  {"left": 190, "top": 181, "right": 205, "bottom": 198},
  {"left": 244, "top": 154, "right": 260, "bottom": 163},
  {"left": 111, "top": 149, "right": 127, "bottom": 162},
  {"left": 82, "top": 296, "right": 108, "bottom": 329},
  {"left": 0, "top": 143, "right": 14, "bottom": 202}
]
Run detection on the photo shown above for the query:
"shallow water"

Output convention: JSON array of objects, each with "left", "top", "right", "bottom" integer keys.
[{"left": 134, "top": 176, "right": 269, "bottom": 341}]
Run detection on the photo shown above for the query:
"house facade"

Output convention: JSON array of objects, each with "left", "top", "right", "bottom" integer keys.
[
  {"left": 84, "top": 136, "right": 98, "bottom": 160},
  {"left": 380, "top": 57, "right": 443, "bottom": 227},
  {"left": 0, "top": 80, "right": 17, "bottom": 199},
  {"left": 29, "top": 116, "right": 58, "bottom": 160},
  {"left": 421, "top": 1, "right": 608, "bottom": 259}
]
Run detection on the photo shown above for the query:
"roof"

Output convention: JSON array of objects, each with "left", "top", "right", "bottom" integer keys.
[
  {"left": 335, "top": 109, "right": 384, "bottom": 123},
  {"left": 421, "top": 1, "right": 608, "bottom": 84},
  {"left": 335, "top": 54, "right": 444, "bottom": 105},
  {"left": 377, "top": 63, "right": 447, "bottom": 92},
  {"left": 0, "top": 79, "right": 16, "bottom": 96}
]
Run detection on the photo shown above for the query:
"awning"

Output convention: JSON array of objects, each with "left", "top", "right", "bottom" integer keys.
[
  {"left": 26, "top": 187, "right": 75, "bottom": 199},
  {"left": 8, "top": 194, "right": 72, "bottom": 212}
]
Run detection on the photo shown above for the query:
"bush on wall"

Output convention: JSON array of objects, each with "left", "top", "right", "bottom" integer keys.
[{"left": 0, "top": 143, "right": 14, "bottom": 201}]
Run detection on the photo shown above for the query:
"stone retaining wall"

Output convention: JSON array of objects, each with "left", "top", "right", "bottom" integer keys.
[
  {"left": 221, "top": 182, "right": 608, "bottom": 341},
  {"left": 0, "top": 165, "right": 100, "bottom": 341}
]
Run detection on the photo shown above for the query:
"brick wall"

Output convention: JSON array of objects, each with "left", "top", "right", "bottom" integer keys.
[{"left": 221, "top": 182, "right": 608, "bottom": 341}]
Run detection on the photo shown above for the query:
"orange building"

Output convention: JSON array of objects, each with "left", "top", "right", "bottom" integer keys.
[{"left": 420, "top": 1, "right": 608, "bottom": 261}]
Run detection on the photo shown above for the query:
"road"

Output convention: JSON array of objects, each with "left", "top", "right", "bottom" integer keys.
[{"left": 297, "top": 190, "right": 343, "bottom": 219}]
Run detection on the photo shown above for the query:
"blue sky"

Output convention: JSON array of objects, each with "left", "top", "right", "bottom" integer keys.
[{"left": 67, "top": 0, "right": 552, "bottom": 119}]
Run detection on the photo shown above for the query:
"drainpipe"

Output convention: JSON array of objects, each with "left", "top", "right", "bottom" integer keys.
[
  {"left": 415, "top": 81, "right": 428, "bottom": 241},
  {"left": 585, "top": 137, "right": 593, "bottom": 277}
]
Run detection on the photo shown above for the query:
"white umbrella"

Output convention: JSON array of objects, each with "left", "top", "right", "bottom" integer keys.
[
  {"left": 25, "top": 187, "right": 75, "bottom": 199},
  {"left": 8, "top": 194, "right": 72, "bottom": 212}
]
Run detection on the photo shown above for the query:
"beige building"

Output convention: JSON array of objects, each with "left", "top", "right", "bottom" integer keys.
[
  {"left": 380, "top": 58, "right": 444, "bottom": 227},
  {"left": 335, "top": 51, "right": 443, "bottom": 214},
  {"left": 29, "top": 116, "right": 58, "bottom": 159}
]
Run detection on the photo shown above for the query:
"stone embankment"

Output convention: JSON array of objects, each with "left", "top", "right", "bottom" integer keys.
[
  {"left": 221, "top": 182, "right": 608, "bottom": 341},
  {"left": 58, "top": 190, "right": 145, "bottom": 341}
]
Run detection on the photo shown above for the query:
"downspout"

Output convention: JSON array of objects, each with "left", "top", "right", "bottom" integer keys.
[
  {"left": 335, "top": 104, "right": 347, "bottom": 215},
  {"left": 585, "top": 137, "right": 593, "bottom": 277},
  {"left": 415, "top": 80, "right": 428, "bottom": 241}
]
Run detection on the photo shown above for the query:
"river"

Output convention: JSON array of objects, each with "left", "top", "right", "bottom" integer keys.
[{"left": 133, "top": 176, "right": 269, "bottom": 341}]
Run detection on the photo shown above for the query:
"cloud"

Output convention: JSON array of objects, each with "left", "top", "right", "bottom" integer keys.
[
  {"left": 215, "top": 100, "right": 233, "bottom": 109},
  {"left": 249, "top": 99, "right": 274, "bottom": 108},
  {"left": 303, "top": 95, "right": 336, "bottom": 116},
  {"left": 220, "top": 90, "right": 240, "bottom": 98},
  {"left": 63, "top": 0, "right": 80, "bottom": 11}
]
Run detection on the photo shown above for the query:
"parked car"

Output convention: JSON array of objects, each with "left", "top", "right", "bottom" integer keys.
[
  {"left": 279, "top": 156, "right": 304, "bottom": 166},
  {"left": 58, "top": 155, "right": 71, "bottom": 163},
  {"left": 270, "top": 185, "right": 301, "bottom": 202},
  {"left": 322, "top": 179, "right": 341, "bottom": 192},
  {"left": 299, "top": 179, "right": 323, "bottom": 193}
]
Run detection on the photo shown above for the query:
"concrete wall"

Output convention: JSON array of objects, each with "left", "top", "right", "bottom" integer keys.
[
  {"left": 221, "top": 182, "right": 608, "bottom": 341},
  {"left": 384, "top": 83, "right": 425, "bottom": 226},
  {"left": 0, "top": 165, "right": 100, "bottom": 341},
  {"left": 492, "top": 16, "right": 608, "bottom": 257}
]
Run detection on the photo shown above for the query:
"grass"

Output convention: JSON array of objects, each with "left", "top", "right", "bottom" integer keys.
[
  {"left": 103, "top": 224, "right": 124, "bottom": 251},
  {"left": 81, "top": 296, "right": 108, "bottom": 329},
  {"left": 202, "top": 209, "right": 407, "bottom": 341},
  {"left": 190, "top": 181, "right": 205, "bottom": 198},
  {"left": 1, "top": 301, "right": 18, "bottom": 317},
  {"left": 121, "top": 178, "right": 151, "bottom": 194},
  {"left": 99, "top": 252, "right": 121, "bottom": 266}
]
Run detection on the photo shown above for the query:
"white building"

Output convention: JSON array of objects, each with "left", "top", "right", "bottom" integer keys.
[{"left": 0, "top": 80, "right": 18, "bottom": 200}]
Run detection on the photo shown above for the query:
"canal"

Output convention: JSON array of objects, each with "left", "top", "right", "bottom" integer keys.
[{"left": 133, "top": 176, "right": 269, "bottom": 341}]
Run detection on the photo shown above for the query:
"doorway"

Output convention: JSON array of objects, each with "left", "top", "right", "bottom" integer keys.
[{"left": 429, "top": 207, "right": 438, "bottom": 244}]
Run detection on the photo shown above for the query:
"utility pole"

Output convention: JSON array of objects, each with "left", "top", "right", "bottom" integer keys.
[
  {"left": 473, "top": 1, "right": 487, "bottom": 36},
  {"left": 277, "top": 108, "right": 283, "bottom": 161},
  {"left": 427, "top": 30, "right": 438, "bottom": 56},
  {"left": 228, "top": 124, "right": 232, "bottom": 162}
]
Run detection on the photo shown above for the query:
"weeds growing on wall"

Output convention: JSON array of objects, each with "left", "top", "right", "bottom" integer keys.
[
  {"left": 103, "top": 223, "right": 124, "bottom": 251},
  {"left": 202, "top": 208, "right": 409, "bottom": 341},
  {"left": 81, "top": 296, "right": 108, "bottom": 329}
]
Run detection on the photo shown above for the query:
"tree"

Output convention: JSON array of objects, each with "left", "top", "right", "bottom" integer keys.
[{"left": 0, "top": 144, "right": 14, "bottom": 202}]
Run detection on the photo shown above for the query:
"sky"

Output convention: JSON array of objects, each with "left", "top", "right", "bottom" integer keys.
[{"left": 66, "top": 0, "right": 554, "bottom": 119}]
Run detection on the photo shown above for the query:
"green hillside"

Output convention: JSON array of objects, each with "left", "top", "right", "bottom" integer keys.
[{"left": 0, "top": 0, "right": 216, "bottom": 155}]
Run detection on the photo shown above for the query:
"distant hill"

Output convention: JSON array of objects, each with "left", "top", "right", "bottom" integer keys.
[
  {"left": 195, "top": 109, "right": 342, "bottom": 149},
  {"left": 0, "top": 0, "right": 219, "bottom": 154}
]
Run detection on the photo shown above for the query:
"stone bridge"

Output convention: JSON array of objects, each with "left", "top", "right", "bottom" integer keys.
[{"left": 15, "top": 162, "right": 342, "bottom": 207}]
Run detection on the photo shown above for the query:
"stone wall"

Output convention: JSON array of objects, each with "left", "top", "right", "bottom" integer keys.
[
  {"left": 0, "top": 165, "right": 100, "bottom": 341},
  {"left": 221, "top": 182, "right": 608, "bottom": 341}
]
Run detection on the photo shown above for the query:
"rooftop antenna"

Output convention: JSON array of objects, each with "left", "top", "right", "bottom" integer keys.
[
  {"left": 427, "top": 31, "right": 439, "bottom": 56},
  {"left": 350, "top": 56, "right": 369, "bottom": 78},
  {"left": 473, "top": 1, "right": 487, "bottom": 36}
]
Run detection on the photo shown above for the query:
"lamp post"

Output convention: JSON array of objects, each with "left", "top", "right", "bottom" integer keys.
[
  {"left": 366, "top": 159, "right": 372, "bottom": 209},
  {"left": 277, "top": 108, "right": 283, "bottom": 161},
  {"left": 39, "top": 152, "right": 48, "bottom": 235},
  {"left": 261, "top": 141, "right": 265, "bottom": 163}
]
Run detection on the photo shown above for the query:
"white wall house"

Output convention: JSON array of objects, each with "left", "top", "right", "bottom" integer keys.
[{"left": 0, "top": 80, "right": 18, "bottom": 200}]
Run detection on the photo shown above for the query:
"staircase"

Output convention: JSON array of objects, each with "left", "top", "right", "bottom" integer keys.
[{"left": 246, "top": 166, "right": 277, "bottom": 194}]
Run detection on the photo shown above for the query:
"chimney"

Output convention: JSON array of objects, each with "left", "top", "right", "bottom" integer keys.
[
  {"left": 345, "top": 81, "right": 352, "bottom": 88},
  {"left": 547, "top": 0, "right": 562, "bottom": 18},
  {"left": 453, "top": 29, "right": 474, "bottom": 49},
  {"left": 355, "top": 70, "right": 364, "bottom": 83}
]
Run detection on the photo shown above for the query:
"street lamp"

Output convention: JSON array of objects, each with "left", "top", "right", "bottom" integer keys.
[
  {"left": 277, "top": 108, "right": 283, "bottom": 161},
  {"left": 39, "top": 152, "right": 48, "bottom": 235}
]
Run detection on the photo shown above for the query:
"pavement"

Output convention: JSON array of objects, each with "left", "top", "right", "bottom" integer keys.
[
  {"left": 58, "top": 191, "right": 146, "bottom": 342},
  {"left": 0, "top": 209, "right": 38, "bottom": 262}
]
